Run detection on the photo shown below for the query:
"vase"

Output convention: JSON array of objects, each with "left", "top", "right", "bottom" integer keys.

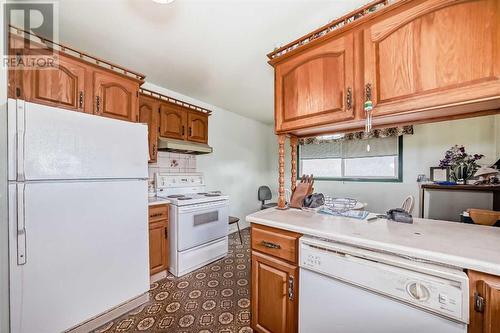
[{"left": 451, "top": 162, "right": 474, "bottom": 184}]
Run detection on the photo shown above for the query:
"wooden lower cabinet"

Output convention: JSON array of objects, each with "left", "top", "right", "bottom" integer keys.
[
  {"left": 251, "top": 251, "right": 298, "bottom": 333},
  {"left": 251, "top": 224, "right": 301, "bottom": 333},
  {"left": 468, "top": 270, "right": 500, "bottom": 333},
  {"left": 148, "top": 204, "right": 169, "bottom": 275}
]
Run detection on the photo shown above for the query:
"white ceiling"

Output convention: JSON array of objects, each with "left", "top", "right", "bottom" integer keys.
[{"left": 58, "top": 0, "right": 367, "bottom": 124}]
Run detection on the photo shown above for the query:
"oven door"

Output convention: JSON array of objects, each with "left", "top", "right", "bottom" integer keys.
[{"left": 177, "top": 200, "right": 229, "bottom": 251}]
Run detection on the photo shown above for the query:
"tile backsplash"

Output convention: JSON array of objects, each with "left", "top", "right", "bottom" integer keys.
[{"left": 148, "top": 152, "right": 197, "bottom": 181}]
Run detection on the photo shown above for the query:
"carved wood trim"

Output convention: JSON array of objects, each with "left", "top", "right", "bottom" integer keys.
[
  {"left": 278, "top": 135, "right": 287, "bottom": 209},
  {"left": 267, "top": 0, "right": 388, "bottom": 61},
  {"left": 290, "top": 136, "right": 298, "bottom": 193},
  {"left": 140, "top": 88, "right": 212, "bottom": 115},
  {"left": 9, "top": 25, "right": 145, "bottom": 81}
]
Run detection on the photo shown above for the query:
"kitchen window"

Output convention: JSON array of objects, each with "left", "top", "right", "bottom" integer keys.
[{"left": 298, "top": 136, "right": 403, "bottom": 182}]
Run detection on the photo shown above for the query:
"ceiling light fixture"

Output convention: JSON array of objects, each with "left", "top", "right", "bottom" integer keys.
[{"left": 152, "top": 0, "right": 175, "bottom": 4}]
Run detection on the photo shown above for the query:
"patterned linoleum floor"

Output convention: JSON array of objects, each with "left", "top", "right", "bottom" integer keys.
[{"left": 94, "top": 229, "right": 253, "bottom": 333}]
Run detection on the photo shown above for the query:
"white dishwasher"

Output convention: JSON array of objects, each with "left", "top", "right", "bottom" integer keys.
[{"left": 299, "top": 236, "right": 469, "bottom": 333}]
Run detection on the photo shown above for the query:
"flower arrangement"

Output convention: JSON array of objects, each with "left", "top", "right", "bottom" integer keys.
[{"left": 439, "top": 145, "right": 484, "bottom": 183}]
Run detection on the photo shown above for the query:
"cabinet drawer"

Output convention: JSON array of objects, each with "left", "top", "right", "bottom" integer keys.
[
  {"left": 149, "top": 204, "right": 169, "bottom": 222},
  {"left": 251, "top": 224, "right": 301, "bottom": 264}
]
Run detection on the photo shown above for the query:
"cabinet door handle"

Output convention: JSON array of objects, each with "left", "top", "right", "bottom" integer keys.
[
  {"left": 181, "top": 125, "right": 185, "bottom": 136},
  {"left": 79, "top": 91, "right": 84, "bottom": 109},
  {"left": 365, "top": 83, "right": 372, "bottom": 102},
  {"left": 261, "top": 240, "right": 281, "bottom": 249},
  {"left": 288, "top": 275, "right": 294, "bottom": 300},
  {"left": 17, "top": 184, "right": 27, "bottom": 265},
  {"left": 164, "top": 228, "right": 168, "bottom": 238},
  {"left": 346, "top": 87, "right": 352, "bottom": 110},
  {"left": 474, "top": 292, "right": 485, "bottom": 313},
  {"left": 95, "top": 96, "right": 100, "bottom": 114},
  {"left": 152, "top": 143, "right": 157, "bottom": 158},
  {"left": 189, "top": 127, "right": 192, "bottom": 137}
]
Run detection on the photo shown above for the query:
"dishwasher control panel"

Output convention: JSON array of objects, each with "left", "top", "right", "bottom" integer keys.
[{"left": 299, "top": 237, "right": 469, "bottom": 323}]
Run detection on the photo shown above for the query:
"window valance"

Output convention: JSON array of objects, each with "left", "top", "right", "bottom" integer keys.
[{"left": 298, "top": 125, "right": 414, "bottom": 145}]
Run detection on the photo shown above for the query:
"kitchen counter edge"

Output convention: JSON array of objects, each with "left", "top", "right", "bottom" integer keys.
[{"left": 246, "top": 208, "right": 500, "bottom": 277}]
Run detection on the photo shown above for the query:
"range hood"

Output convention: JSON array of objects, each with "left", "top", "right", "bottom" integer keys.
[{"left": 158, "top": 137, "right": 213, "bottom": 155}]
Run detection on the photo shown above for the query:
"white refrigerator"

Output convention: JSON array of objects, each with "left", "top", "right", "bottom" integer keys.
[{"left": 7, "top": 99, "right": 151, "bottom": 333}]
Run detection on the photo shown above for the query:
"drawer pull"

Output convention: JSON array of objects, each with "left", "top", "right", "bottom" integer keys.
[
  {"left": 150, "top": 213, "right": 164, "bottom": 218},
  {"left": 261, "top": 241, "right": 281, "bottom": 249}
]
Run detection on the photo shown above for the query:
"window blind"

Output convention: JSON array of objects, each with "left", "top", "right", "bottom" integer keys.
[
  {"left": 299, "top": 140, "right": 342, "bottom": 159},
  {"left": 300, "top": 136, "right": 398, "bottom": 159}
]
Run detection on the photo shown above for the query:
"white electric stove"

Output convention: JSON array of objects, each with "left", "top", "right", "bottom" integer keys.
[{"left": 155, "top": 173, "right": 229, "bottom": 277}]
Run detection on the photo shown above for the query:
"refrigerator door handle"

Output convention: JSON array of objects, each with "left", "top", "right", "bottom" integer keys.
[
  {"left": 16, "top": 100, "right": 25, "bottom": 181},
  {"left": 17, "top": 183, "right": 27, "bottom": 265}
]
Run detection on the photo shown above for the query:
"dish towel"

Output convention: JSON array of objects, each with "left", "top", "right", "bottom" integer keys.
[{"left": 319, "top": 208, "right": 369, "bottom": 220}]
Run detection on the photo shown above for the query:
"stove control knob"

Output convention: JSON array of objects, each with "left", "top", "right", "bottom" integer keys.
[{"left": 406, "top": 282, "right": 430, "bottom": 301}]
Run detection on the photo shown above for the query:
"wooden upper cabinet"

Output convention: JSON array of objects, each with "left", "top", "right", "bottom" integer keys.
[
  {"left": 275, "top": 33, "right": 355, "bottom": 132},
  {"left": 187, "top": 111, "right": 208, "bottom": 144},
  {"left": 159, "top": 102, "right": 187, "bottom": 140},
  {"left": 93, "top": 70, "right": 139, "bottom": 122},
  {"left": 139, "top": 94, "right": 159, "bottom": 163},
  {"left": 22, "top": 52, "right": 87, "bottom": 112},
  {"left": 8, "top": 33, "right": 144, "bottom": 122},
  {"left": 469, "top": 270, "right": 500, "bottom": 333},
  {"left": 251, "top": 251, "right": 298, "bottom": 333},
  {"left": 364, "top": 0, "right": 500, "bottom": 117}
]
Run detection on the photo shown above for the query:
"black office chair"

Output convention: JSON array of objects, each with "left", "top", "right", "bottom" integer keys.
[{"left": 258, "top": 186, "right": 277, "bottom": 210}]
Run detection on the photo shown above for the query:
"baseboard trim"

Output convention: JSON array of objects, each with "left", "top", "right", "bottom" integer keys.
[
  {"left": 150, "top": 270, "right": 168, "bottom": 283},
  {"left": 65, "top": 292, "right": 149, "bottom": 333}
]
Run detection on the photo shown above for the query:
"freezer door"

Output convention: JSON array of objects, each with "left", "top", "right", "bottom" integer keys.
[
  {"left": 7, "top": 99, "right": 148, "bottom": 181},
  {"left": 8, "top": 180, "right": 149, "bottom": 333}
]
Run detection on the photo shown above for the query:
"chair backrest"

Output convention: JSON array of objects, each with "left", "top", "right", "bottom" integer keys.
[
  {"left": 401, "top": 195, "right": 415, "bottom": 214},
  {"left": 258, "top": 186, "right": 272, "bottom": 202}
]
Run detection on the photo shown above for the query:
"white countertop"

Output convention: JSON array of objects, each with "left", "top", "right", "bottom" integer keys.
[
  {"left": 246, "top": 208, "right": 500, "bottom": 276},
  {"left": 148, "top": 196, "right": 171, "bottom": 206}
]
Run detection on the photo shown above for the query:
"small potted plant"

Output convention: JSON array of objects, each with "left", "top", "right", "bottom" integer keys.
[{"left": 439, "top": 145, "right": 484, "bottom": 184}]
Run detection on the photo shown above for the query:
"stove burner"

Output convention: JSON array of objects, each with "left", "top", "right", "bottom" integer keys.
[
  {"left": 197, "top": 192, "right": 208, "bottom": 195},
  {"left": 167, "top": 194, "right": 185, "bottom": 198},
  {"left": 205, "top": 193, "right": 221, "bottom": 197},
  {"left": 177, "top": 197, "right": 192, "bottom": 200}
]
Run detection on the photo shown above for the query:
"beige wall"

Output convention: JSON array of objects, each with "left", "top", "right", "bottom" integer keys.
[{"left": 272, "top": 115, "right": 500, "bottom": 217}]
